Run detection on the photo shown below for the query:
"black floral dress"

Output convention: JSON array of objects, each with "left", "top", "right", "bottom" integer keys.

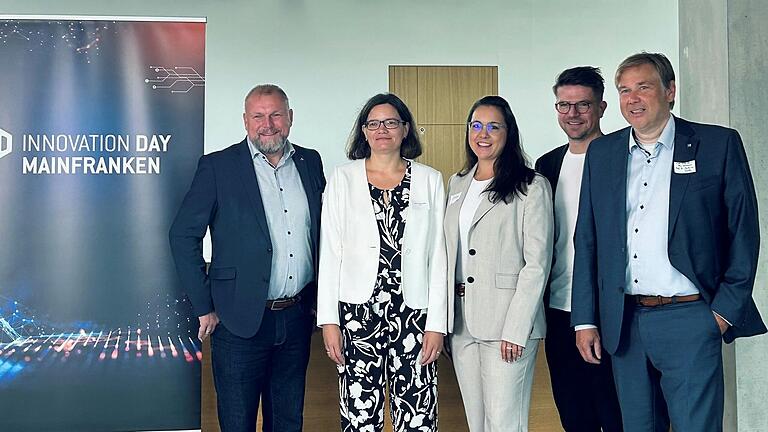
[{"left": 338, "top": 162, "right": 438, "bottom": 432}]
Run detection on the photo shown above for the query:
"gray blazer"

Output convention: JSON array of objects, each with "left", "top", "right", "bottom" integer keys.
[{"left": 444, "top": 166, "right": 554, "bottom": 347}]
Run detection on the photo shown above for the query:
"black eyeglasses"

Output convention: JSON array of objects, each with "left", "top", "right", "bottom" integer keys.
[
  {"left": 364, "top": 118, "right": 406, "bottom": 130},
  {"left": 555, "top": 101, "right": 593, "bottom": 114},
  {"left": 468, "top": 121, "right": 506, "bottom": 134}
]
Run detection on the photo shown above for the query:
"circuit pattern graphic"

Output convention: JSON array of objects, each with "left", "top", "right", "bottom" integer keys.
[{"left": 145, "top": 66, "right": 206, "bottom": 93}]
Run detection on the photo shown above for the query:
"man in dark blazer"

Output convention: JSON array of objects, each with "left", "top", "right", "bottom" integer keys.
[
  {"left": 572, "top": 53, "right": 765, "bottom": 432},
  {"left": 169, "top": 84, "right": 325, "bottom": 432},
  {"left": 536, "top": 66, "right": 622, "bottom": 432}
]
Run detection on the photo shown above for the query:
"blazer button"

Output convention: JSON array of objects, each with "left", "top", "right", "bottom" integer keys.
[
  {"left": 468, "top": 249, "right": 476, "bottom": 256},
  {"left": 467, "top": 276, "right": 474, "bottom": 283},
  {"left": 267, "top": 248, "right": 273, "bottom": 253}
]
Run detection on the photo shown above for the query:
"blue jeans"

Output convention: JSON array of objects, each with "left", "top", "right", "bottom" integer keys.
[{"left": 211, "top": 303, "right": 312, "bottom": 432}]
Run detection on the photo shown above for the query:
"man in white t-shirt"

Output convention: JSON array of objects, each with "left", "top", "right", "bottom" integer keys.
[{"left": 535, "top": 66, "right": 623, "bottom": 432}]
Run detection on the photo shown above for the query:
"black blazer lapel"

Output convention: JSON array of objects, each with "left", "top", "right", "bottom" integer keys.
[
  {"left": 293, "top": 146, "right": 318, "bottom": 205},
  {"left": 292, "top": 145, "right": 321, "bottom": 243},
  {"left": 235, "top": 139, "right": 271, "bottom": 239},
  {"left": 668, "top": 118, "right": 699, "bottom": 240},
  {"left": 609, "top": 129, "right": 630, "bottom": 242},
  {"left": 611, "top": 128, "right": 631, "bottom": 211},
  {"left": 537, "top": 144, "right": 567, "bottom": 306},
  {"left": 537, "top": 144, "right": 568, "bottom": 197}
]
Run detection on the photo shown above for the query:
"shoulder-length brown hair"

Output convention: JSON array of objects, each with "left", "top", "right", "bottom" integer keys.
[{"left": 346, "top": 93, "right": 422, "bottom": 160}]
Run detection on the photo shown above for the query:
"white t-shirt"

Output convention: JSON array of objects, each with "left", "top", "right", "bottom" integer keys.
[
  {"left": 456, "top": 177, "right": 493, "bottom": 282},
  {"left": 549, "top": 150, "right": 586, "bottom": 311}
]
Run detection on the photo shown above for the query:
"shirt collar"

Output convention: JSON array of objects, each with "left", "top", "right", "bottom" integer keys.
[
  {"left": 247, "top": 137, "right": 295, "bottom": 168},
  {"left": 628, "top": 115, "right": 676, "bottom": 152}
]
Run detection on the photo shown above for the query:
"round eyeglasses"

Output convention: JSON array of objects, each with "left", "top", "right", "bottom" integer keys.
[
  {"left": 468, "top": 121, "right": 506, "bottom": 134},
  {"left": 364, "top": 118, "right": 406, "bottom": 130},
  {"left": 555, "top": 101, "right": 593, "bottom": 114}
]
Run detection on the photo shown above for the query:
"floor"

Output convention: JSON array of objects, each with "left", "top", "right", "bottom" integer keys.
[{"left": 201, "top": 332, "right": 564, "bottom": 431}]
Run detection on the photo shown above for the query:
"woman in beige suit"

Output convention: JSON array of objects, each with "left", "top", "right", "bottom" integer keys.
[{"left": 444, "top": 95, "right": 553, "bottom": 431}]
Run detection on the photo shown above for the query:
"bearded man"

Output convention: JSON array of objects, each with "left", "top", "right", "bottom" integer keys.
[{"left": 170, "top": 84, "right": 325, "bottom": 432}]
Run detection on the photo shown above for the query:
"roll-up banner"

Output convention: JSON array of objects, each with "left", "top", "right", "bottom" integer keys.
[{"left": 0, "top": 16, "right": 206, "bottom": 431}]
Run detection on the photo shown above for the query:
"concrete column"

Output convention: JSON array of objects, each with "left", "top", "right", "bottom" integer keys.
[
  {"left": 679, "top": 1, "right": 768, "bottom": 431},
  {"left": 728, "top": 2, "right": 768, "bottom": 431},
  {"left": 678, "top": 1, "right": 737, "bottom": 429}
]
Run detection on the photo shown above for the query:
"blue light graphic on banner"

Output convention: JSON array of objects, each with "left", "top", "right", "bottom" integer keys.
[{"left": 0, "top": 18, "right": 205, "bottom": 431}]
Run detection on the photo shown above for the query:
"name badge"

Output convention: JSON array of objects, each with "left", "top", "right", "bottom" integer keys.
[
  {"left": 674, "top": 160, "right": 696, "bottom": 174},
  {"left": 448, "top": 193, "right": 462, "bottom": 205}
]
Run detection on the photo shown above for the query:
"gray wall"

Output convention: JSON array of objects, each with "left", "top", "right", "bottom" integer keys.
[
  {"left": 678, "top": 2, "right": 738, "bottom": 429},
  {"left": 0, "top": 0, "right": 679, "bottom": 172},
  {"left": 0, "top": 0, "right": 679, "bottom": 260},
  {"left": 729, "top": 2, "right": 768, "bottom": 430},
  {"left": 680, "top": 0, "right": 768, "bottom": 430}
]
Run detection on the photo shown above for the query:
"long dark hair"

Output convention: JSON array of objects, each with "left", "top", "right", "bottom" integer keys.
[
  {"left": 346, "top": 93, "right": 422, "bottom": 160},
  {"left": 459, "top": 95, "right": 535, "bottom": 203}
]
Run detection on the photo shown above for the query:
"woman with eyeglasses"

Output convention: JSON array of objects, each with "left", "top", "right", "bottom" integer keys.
[
  {"left": 317, "top": 93, "right": 448, "bottom": 432},
  {"left": 444, "top": 95, "right": 553, "bottom": 431}
]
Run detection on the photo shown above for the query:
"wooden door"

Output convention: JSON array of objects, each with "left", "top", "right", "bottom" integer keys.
[{"left": 389, "top": 65, "right": 498, "bottom": 183}]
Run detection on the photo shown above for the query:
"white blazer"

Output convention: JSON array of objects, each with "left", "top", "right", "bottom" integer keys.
[{"left": 317, "top": 159, "right": 448, "bottom": 333}]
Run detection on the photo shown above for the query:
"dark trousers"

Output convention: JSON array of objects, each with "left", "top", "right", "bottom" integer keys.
[
  {"left": 211, "top": 303, "right": 312, "bottom": 432},
  {"left": 545, "top": 307, "right": 623, "bottom": 432},
  {"left": 612, "top": 299, "right": 724, "bottom": 432}
]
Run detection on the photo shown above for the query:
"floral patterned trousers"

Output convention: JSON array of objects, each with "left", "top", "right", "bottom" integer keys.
[{"left": 338, "top": 285, "right": 438, "bottom": 432}]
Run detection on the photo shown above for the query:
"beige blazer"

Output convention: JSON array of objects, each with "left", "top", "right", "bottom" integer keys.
[
  {"left": 445, "top": 166, "right": 553, "bottom": 347},
  {"left": 317, "top": 159, "right": 448, "bottom": 333}
]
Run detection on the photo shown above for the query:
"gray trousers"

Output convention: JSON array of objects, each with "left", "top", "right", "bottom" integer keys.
[{"left": 612, "top": 299, "right": 724, "bottom": 432}]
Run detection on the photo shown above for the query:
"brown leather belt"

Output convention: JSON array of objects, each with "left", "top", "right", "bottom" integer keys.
[
  {"left": 455, "top": 283, "right": 465, "bottom": 297},
  {"left": 633, "top": 294, "right": 700, "bottom": 307},
  {"left": 266, "top": 295, "right": 301, "bottom": 311}
]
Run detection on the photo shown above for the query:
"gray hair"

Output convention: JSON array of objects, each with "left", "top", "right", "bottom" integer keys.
[{"left": 244, "top": 84, "right": 290, "bottom": 110}]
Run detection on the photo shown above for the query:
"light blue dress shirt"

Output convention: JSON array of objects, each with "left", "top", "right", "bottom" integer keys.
[
  {"left": 625, "top": 116, "right": 698, "bottom": 297},
  {"left": 248, "top": 139, "right": 313, "bottom": 300}
]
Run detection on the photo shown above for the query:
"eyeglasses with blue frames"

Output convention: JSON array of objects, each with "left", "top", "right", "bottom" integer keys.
[
  {"left": 555, "top": 101, "right": 593, "bottom": 114},
  {"left": 468, "top": 121, "right": 506, "bottom": 134},
  {"left": 364, "top": 118, "right": 406, "bottom": 130}
]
